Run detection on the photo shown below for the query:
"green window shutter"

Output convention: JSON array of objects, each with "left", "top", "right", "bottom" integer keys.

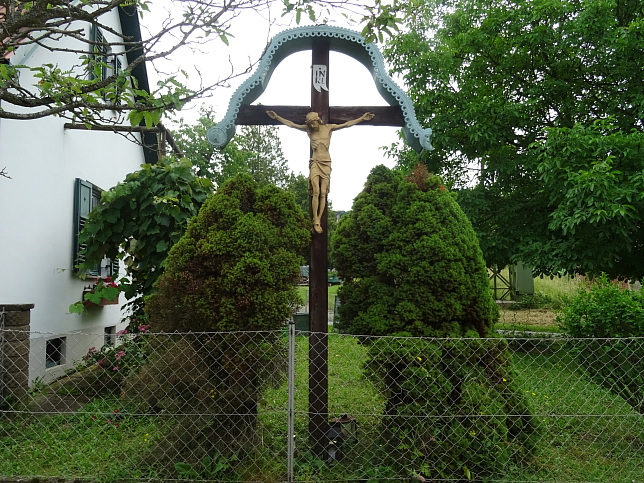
[
  {"left": 73, "top": 178, "right": 101, "bottom": 276},
  {"left": 112, "top": 57, "right": 123, "bottom": 105},
  {"left": 89, "top": 25, "right": 107, "bottom": 81},
  {"left": 89, "top": 25, "right": 97, "bottom": 80},
  {"left": 73, "top": 179, "right": 119, "bottom": 278}
]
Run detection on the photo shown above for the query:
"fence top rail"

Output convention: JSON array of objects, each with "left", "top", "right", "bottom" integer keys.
[{"left": 10, "top": 328, "right": 644, "bottom": 342}]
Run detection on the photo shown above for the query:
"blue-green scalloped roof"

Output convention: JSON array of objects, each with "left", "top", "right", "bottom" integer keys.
[{"left": 206, "top": 25, "right": 432, "bottom": 153}]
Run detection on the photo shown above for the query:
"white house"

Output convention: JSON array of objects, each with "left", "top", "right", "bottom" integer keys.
[{"left": 0, "top": 6, "right": 157, "bottom": 384}]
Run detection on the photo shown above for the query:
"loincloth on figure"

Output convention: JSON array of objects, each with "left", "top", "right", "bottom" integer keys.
[{"left": 309, "top": 159, "right": 332, "bottom": 194}]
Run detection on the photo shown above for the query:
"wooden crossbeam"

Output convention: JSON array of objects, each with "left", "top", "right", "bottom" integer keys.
[{"left": 237, "top": 105, "right": 404, "bottom": 127}]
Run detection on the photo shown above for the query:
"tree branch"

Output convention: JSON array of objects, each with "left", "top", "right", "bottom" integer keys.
[{"left": 1, "top": 0, "right": 375, "bottom": 125}]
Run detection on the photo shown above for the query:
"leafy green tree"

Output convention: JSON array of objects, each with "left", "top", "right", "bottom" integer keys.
[
  {"left": 75, "top": 157, "right": 213, "bottom": 316},
  {"left": 285, "top": 173, "right": 310, "bottom": 214},
  {"left": 382, "top": 0, "right": 644, "bottom": 278},
  {"left": 172, "top": 109, "right": 296, "bottom": 189},
  {"left": 234, "top": 125, "right": 294, "bottom": 188},
  {"left": 170, "top": 108, "right": 247, "bottom": 184},
  {"left": 331, "top": 164, "right": 539, "bottom": 480},
  {"left": 530, "top": 119, "right": 644, "bottom": 277},
  {"left": 122, "top": 174, "right": 309, "bottom": 469},
  {"left": 1, "top": 0, "right": 388, "bottom": 126}
]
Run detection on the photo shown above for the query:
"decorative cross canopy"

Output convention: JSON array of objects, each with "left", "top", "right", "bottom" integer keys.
[{"left": 206, "top": 25, "right": 433, "bottom": 153}]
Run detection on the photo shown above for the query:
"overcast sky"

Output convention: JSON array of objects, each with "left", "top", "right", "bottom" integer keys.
[{"left": 144, "top": 4, "right": 403, "bottom": 211}]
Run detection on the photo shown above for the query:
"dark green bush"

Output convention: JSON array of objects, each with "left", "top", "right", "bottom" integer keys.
[
  {"left": 331, "top": 164, "right": 539, "bottom": 480},
  {"left": 558, "top": 274, "right": 644, "bottom": 413},
  {"left": 146, "top": 173, "right": 310, "bottom": 334},
  {"left": 331, "top": 164, "right": 498, "bottom": 338},
  {"left": 122, "top": 174, "right": 310, "bottom": 471},
  {"left": 366, "top": 337, "right": 540, "bottom": 481}
]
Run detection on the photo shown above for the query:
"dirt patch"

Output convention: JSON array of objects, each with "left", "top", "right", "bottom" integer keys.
[{"left": 497, "top": 304, "right": 559, "bottom": 328}]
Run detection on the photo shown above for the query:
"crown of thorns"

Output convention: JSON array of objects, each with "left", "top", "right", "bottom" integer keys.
[{"left": 305, "top": 112, "right": 322, "bottom": 124}]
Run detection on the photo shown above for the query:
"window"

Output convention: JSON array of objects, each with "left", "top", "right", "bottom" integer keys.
[
  {"left": 89, "top": 26, "right": 121, "bottom": 82},
  {"left": 104, "top": 326, "right": 116, "bottom": 347},
  {"left": 89, "top": 25, "right": 122, "bottom": 104},
  {"left": 45, "top": 337, "right": 66, "bottom": 369},
  {"left": 73, "top": 178, "right": 118, "bottom": 277}
]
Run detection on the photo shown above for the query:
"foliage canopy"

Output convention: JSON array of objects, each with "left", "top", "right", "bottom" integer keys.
[
  {"left": 383, "top": 0, "right": 644, "bottom": 278},
  {"left": 76, "top": 157, "right": 213, "bottom": 315}
]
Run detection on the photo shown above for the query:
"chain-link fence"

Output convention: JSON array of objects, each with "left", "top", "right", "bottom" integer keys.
[
  {"left": 0, "top": 308, "right": 5, "bottom": 408},
  {"left": 0, "top": 327, "right": 642, "bottom": 482}
]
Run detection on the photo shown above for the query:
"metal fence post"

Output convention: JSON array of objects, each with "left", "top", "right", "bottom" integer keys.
[{"left": 287, "top": 319, "right": 296, "bottom": 482}]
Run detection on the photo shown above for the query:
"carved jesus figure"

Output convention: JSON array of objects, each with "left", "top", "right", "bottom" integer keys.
[{"left": 266, "top": 110, "right": 375, "bottom": 233}]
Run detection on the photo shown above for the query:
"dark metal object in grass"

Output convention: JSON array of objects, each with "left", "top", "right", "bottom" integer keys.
[{"left": 325, "top": 414, "right": 358, "bottom": 464}]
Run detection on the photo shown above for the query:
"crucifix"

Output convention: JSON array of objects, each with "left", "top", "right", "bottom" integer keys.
[
  {"left": 265, "top": 109, "right": 374, "bottom": 233},
  {"left": 207, "top": 27, "right": 431, "bottom": 451}
]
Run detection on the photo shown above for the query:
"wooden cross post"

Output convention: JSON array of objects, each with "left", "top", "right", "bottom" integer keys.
[
  {"left": 235, "top": 41, "right": 406, "bottom": 451},
  {"left": 308, "top": 38, "right": 331, "bottom": 451}
]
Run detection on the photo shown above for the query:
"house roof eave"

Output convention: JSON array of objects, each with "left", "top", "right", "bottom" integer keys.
[{"left": 118, "top": 4, "right": 157, "bottom": 164}]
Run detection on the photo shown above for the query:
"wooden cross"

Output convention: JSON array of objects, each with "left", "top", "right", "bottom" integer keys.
[{"left": 234, "top": 39, "right": 408, "bottom": 450}]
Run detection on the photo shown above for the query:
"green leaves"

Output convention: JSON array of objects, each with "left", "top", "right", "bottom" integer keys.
[
  {"left": 384, "top": 0, "right": 644, "bottom": 278},
  {"left": 530, "top": 118, "right": 644, "bottom": 277},
  {"left": 331, "top": 164, "right": 497, "bottom": 338},
  {"left": 360, "top": 0, "right": 405, "bottom": 43},
  {"left": 77, "top": 157, "right": 214, "bottom": 315}
]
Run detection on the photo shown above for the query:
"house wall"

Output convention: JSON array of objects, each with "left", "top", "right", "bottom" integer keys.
[{"left": 0, "top": 9, "right": 147, "bottom": 384}]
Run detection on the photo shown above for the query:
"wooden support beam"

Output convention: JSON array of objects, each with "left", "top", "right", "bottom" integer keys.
[
  {"left": 308, "top": 38, "right": 330, "bottom": 452},
  {"left": 63, "top": 122, "right": 184, "bottom": 157},
  {"left": 238, "top": 105, "right": 405, "bottom": 127}
]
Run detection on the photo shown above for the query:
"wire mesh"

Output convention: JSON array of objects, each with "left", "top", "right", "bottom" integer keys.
[
  {"left": 0, "top": 307, "right": 5, "bottom": 407},
  {"left": 0, "top": 328, "right": 642, "bottom": 482}
]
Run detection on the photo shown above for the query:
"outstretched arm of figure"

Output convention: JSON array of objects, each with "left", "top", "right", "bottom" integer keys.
[
  {"left": 331, "top": 112, "right": 375, "bottom": 131},
  {"left": 266, "top": 110, "right": 307, "bottom": 131}
]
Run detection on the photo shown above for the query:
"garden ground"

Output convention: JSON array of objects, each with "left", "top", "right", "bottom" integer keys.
[{"left": 2, "top": 332, "right": 642, "bottom": 482}]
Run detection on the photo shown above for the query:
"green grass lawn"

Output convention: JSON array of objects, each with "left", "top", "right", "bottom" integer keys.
[
  {"left": 2, "top": 334, "right": 641, "bottom": 482},
  {"left": 296, "top": 284, "right": 340, "bottom": 312},
  {"left": 504, "top": 346, "right": 644, "bottom": 482},
  {"left": 0, "top": 271, "right": 633, "bottom": 481}
]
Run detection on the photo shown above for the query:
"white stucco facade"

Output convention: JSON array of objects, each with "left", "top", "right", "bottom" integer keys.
[{"left": 0, "top": 9, "right": 149, "bottom": 383}]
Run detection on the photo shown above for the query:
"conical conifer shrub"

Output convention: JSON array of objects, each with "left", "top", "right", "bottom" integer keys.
[{"left": 331, "top": 164, "right": 540, "bottom": 480}]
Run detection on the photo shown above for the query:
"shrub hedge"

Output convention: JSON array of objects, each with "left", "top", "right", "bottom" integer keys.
[
  {"left": 122, "top": 174, "right": 310, "bottom": 472},
  {"left": 331, "top": 164, "right": 540, "bottom": 480},
  {"left": 558, "top": 274, "right": 644, "bottom": 413}
]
